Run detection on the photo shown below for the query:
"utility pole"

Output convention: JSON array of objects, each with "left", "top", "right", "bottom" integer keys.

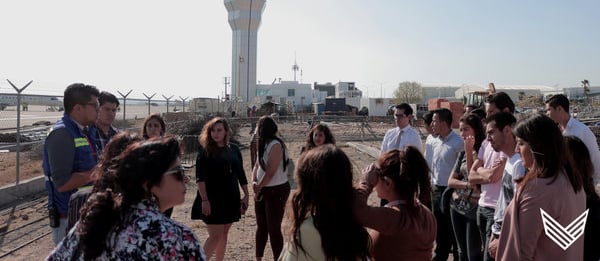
[
  {"left": 7, "top": 79, "right": 33, "bottom": 185},
  {"left": 143, "top": 93, "right": 156, "bottom": 116},
  {"left": 224, "top": 77, "right": 230, "bottom": 100},
  {"left": 117, "top": 89, "right": 133, "bottom": 121}
]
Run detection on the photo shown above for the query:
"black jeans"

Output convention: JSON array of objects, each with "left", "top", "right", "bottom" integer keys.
[
  {"left": 477, "top": 206, "right": 496, "bottom": 261},
  {"left": 255, "top": 182, "right": 290, "bottom": 260},
  {"left": 451, "top": 206, "right": 482, "bottom": 261},
  {"left": 432, "top": 185, "right": 459, "bottom": 261}
]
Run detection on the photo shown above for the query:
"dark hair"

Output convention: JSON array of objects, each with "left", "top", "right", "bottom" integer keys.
[
  {"left": 199, "top": 117, "right": 232, "bottom": 157},
  {"left": 513, "top": 113, "right": 582, "bottom": 193},
  {"left": 304, "top": 123, "right": 336, "bottom": 151},
  {"left": 422, "top": 111, "right": 434, "bottom": 126},
  {"left": 394, "top": 103, "right": 413, "bottom": 116},
  {"left": 545, "top": 94, "right": 570, "bottom": 113},
  {"left": 98, "top": 91, "right": 120, "bottom": 107},
  {"left": 378, "top": 147, "right": 432, "bottom": 209},
  {"left": 257, "top": 116, "right": 288, "bottom": 171},
  {"left": 485, "top": 112, "right": 517, "bottom": 133},
  {"left": 460, "top": 113, "right": 486, "bottom": 153},
  {"left": 470, "top": 108, "right": 486, "bottom": 120},
  {"left": 486, "top": 92, "right": 515, "bottom": 113},
  {"left": 291, "top": 145, "right": 371, "bottom": 260},
  {"left": 78, "top": 137, "right": 181, "bottom": 260},
  {"left": 142, "top": 113, "right": 166, "bottom": 139},
  {"left": 434, "top": 108, "right": 453, "bottom": 126},
  {"left": 564, "top": 136, "right": 599, "bottom": 201},
  {"left": 63, "top": 83, "right": 100, "bottom": 114},
  {"left": 90, "top": 131, "right": 143, "bottom": 193}
]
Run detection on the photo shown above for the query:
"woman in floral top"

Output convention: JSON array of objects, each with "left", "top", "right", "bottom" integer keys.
[{"left": 47, "top": 137, "right": 206, "bottom": 260}]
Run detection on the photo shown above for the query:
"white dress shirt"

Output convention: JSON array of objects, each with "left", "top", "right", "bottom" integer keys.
[
  {"left": 380, "top": 125, "right": 423, "bottom": 154},
  {"left": 564, "top": 117, "right": 600, "bottom": 185}
]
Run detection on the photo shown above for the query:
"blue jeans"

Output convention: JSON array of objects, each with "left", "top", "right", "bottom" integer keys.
[
  {"left": 51, "top": 217, "right": 68, "bottom": 246},
  {"left": 451, "top": 207, "right": 482, "bottom": 261},
  {"left": 477, "top": 206, "right": 495, "bottom": 261}
]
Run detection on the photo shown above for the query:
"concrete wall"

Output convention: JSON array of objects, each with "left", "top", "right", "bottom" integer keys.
[{"left": 0, "top": 176, "right": 45, "bottom": 208}]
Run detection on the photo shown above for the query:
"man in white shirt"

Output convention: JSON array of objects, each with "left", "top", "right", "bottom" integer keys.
[
  {"left": 483, "top": 112, "right": 525, "bottom": 257},
  {"left": 380, "top": 103, "right": 422, "bottom": 154},
  {"left": 546, "top": 94, "right": 600, "bottom": 187}
]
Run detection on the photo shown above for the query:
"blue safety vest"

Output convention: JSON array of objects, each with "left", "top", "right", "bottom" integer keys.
[{"left": 42, "top": 113, "right": 98, "bottom": 215}]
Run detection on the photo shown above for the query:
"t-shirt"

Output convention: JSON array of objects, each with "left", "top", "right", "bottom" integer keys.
[
  {"left": 256, "top": 140, "right": 288, "bottom": 187},
  {"left": 477, "top": 140, "right": 505, "bottom": 208},
  {"left": 492, "top": 153, "right": 525, "bottom": 235}
]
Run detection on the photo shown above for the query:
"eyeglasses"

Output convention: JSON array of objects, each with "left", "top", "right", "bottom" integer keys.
[{"left": 164, "top": 166, "right": 190, "bottom": 183}]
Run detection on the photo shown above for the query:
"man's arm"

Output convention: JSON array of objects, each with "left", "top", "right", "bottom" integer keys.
[
  {"left": 469, "top": 157, "right": 506, "bottom": 184},
  {"left": 46, "top": 129, "right": 94, "bottom": 192}
]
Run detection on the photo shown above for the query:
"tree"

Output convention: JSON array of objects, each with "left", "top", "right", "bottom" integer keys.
[{"left": 393, "top": 81, "right": 423, "bottom": 104}]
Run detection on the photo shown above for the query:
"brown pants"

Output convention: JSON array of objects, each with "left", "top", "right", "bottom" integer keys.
[{"left": 254, "top": 182, "right": 290, "bottom": 259}]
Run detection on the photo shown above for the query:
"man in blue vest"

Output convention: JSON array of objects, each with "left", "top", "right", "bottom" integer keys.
[{"left": 43, "top": 83, "right": 100, "bottom": 245}]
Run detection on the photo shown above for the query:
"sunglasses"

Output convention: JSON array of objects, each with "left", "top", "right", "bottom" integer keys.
[{"left": 163, "top": 166, "right": 190, "bottom": 183}]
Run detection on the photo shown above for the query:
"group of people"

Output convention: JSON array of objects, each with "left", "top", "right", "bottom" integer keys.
[
  {"left": 414, "top": 93, "right": 600, "bottom": 261},
  {"left": 43, "top": 82, "right": 599, "bottom": 261},
  {"left": 45, "top": 83, "right": 203, "bottom": 260}
]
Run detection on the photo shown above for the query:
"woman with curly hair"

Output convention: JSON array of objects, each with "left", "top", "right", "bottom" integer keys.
[
  {"left": 301, "top": 123, "right": 336, "bottom": 153},
  {"left": 48, "top": 137, "right": 205, "bottom": 260},
  {"left": 191, "top": 117, "right": 249, "bottom": 261},
  {"left": 280, "top": 144, "right": 371, "bottom": 261},
  {"left": 354, "top": 146, "right": 436, "bottom": 261}
]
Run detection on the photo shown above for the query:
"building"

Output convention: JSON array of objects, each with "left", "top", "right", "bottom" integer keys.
[
  {"left": 313, "top": 82, "right": 336, "bottom": 97},
  {"left": 360, "top": 98, "right": 395, "bottom": 116},
  {"left": 224, "top": 0, "right": 266, "bottom": 103},
  {"left": 335, "top": 82, "right": 363, "bottom": 98},
  {"left": 254, "top": 81, "right": 314, "bottom": 112}
]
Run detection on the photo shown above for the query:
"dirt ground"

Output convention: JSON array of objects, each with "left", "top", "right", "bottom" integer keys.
[{"left": 3, "top": 126, "right": 383, "bottom": 261}]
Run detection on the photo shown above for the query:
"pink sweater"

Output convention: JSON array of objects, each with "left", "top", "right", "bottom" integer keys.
[{"left": 496, "top": 172, "right": 586, "bottom": 261}]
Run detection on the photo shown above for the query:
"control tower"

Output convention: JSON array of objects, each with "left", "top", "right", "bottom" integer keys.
[{"left": 224, "top": 0, "right": 266, "bottom": 103}]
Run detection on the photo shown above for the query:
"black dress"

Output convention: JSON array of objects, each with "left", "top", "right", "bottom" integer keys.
[{"left": 191, "top": 144, "right": 248, "bottom": 224}]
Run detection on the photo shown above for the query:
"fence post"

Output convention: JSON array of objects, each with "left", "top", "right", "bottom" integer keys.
[
  {"left": 162, "top": 95, "right": 173, "bottom": 113},
  {"left": 117, "top": 90, "right": 133, "bottom": 121},
  {"left": 6, "top": 79, "right": 33, "bottom": 185},
  {"left": 179, "top": 96, "right": 189, "bottom": 113},
  {"left": 143, "top": 93, "right": 156, "bottom": 116}
]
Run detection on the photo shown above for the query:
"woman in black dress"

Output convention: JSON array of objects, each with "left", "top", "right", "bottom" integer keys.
[{"left": 191, "top": 117, "right": 249, "bottom": 261}]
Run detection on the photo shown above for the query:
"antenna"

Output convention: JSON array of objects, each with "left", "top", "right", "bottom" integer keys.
[{"left": 292, "top": 51, "right": 300, "bottom": 82}]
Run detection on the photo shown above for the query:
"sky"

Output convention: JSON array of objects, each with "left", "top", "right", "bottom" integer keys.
[{"left": 0, "top": 0, "right": 598, "bottom": 100}]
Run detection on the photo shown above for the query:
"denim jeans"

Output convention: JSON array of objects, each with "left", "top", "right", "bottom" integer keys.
[
  {"left": 451, "top": 207, "right": 482, "bottom": 261},
  {"left": 477, "top": 206, "right": 496, "bottom": 261}
]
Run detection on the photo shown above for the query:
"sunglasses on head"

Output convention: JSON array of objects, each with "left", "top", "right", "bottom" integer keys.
[{"left": 163, "top": 166, "right": 189, "bottom": 182}]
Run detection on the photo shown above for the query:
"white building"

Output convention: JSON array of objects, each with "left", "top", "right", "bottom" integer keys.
[
  {"left": 360, "top": 98, "right": 395, "bottom": 116},
  {"left": 254, "top": 81, "right": 315, "bottom": 111},
  {"left": 335, "top": 82, "right": 363, "bottom": 98}
]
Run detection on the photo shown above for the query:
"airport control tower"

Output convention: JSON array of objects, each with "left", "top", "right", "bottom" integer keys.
[{"left": 224, "top": 0, "right": 266, "bottom": 103}]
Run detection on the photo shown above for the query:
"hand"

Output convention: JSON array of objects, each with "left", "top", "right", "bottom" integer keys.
[
  {"left": 253, "top": 183, "right": 262, "bottom": 195},
  {"left": 488, "top": 235, "right": 498, "bottom": 258},
  {"left": 362, "top": 163, "right": 380, "bottom": 188},
  {"left": 201, "top": 200, "right": 211, "bottom": 216},
  {"left": 492, "top": 156, "right": 507, "bottom": 168},
  {"left": 241, "top": 195, "right": 250, "bottom": 214},
  {"left": 464, "top": 135, "right": 475, "bottom": 153}
]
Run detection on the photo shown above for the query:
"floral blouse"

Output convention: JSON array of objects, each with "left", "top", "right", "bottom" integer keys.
[{"left": 47, "top": 199, "right": 206, "bottom": 260}]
